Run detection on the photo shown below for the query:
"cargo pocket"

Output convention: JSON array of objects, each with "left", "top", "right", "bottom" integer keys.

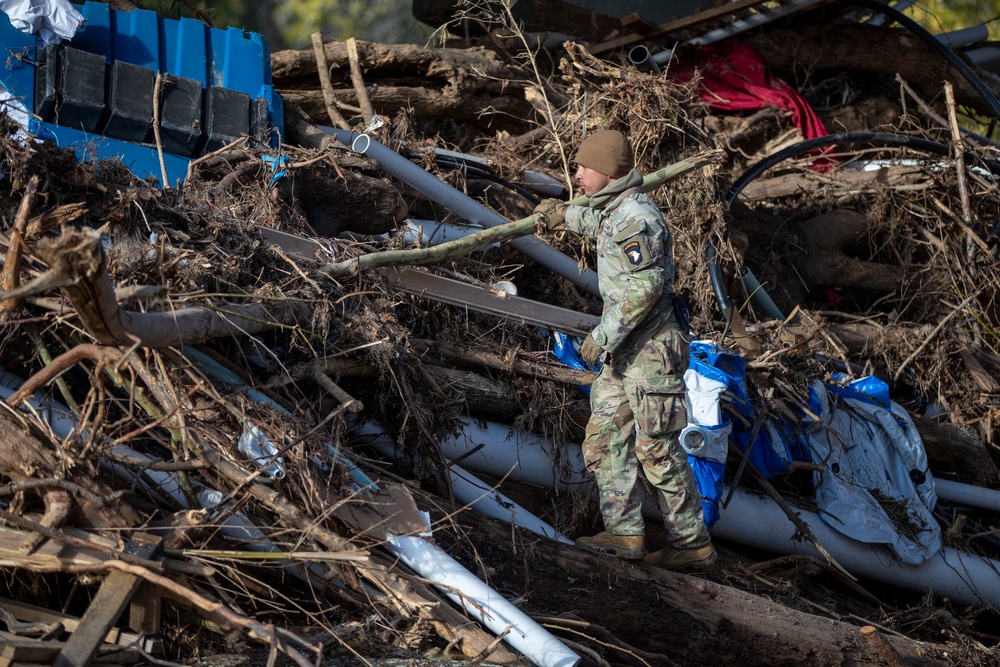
[{"left": 636, "top": 391, "right": 687, "bottom": 438}]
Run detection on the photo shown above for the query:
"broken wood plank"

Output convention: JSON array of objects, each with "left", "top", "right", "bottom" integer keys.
[
  {"left": 0, "top": 631, "right": 141, "bottom": 666},
  {"left": 55, "top": 533, "right": 163, "bottom": 667},
  {"left": 0, "top": 598, "right": 155, "bottom": 653},
  {"left": 346, "top": 37, "right": 376, "bottom": 126},
  {"left": 0, "top": 525, "right": 107, "bottom": 569},
  {"left": 127, "top": 581, "right": 161, "bottom": 637}
]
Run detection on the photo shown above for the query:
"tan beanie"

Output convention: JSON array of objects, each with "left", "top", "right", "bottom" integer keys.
[{"left": 575, "top": 130, "right": 634, "bottom": 178}]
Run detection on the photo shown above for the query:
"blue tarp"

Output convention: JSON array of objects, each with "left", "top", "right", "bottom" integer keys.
[
  {"left": 553, "top": 335, "right": 940, "bottom": 562},
  {"left": 687, "top": 341, "right": 940, "bottom": 564}
]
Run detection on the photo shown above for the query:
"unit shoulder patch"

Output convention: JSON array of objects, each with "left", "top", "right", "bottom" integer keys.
[{"left": 619, "top": 236, "right": 653, "bottom": 270}]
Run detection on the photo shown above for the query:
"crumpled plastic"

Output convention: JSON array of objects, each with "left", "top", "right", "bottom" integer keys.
[{"left": 0, "top": 0, "right": 83, "bottom": 43}]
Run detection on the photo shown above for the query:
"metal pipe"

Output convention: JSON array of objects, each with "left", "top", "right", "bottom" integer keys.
[
  {"left": 937, "top": 24, "right": 989, "bottom": 49},
  {"left": 388, "top": 534, "right": 581, "bottom": 667},
  {"left": 328, "top": 128, "right": 600, "bottom": 295},
  {"left": 741, "top": 266, "right": 785, "bottom": 320},
  {"left": 935, "top": 478, "right": 1000, "bottom": 513}
]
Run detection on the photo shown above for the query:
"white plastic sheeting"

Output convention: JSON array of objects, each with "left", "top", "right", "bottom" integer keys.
[
  {"left": 679, "top": 365, "right": 730, "bottom": 461},
  {"left": 805, "top": 380, "right": 940, "bottom": 565},
  {"left": 388, "top": 534, "right": 580, "bottom": 667},
  {"left": 0, "top": 0, "right": 82, "bottom": 43}
]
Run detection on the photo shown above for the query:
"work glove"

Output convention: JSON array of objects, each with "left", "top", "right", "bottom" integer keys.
[
  {"left": 580, "top": 332, "right": 602, "bottom": 367},
  {"left": 533, "top": 198, "right": 568, "bottom": 231}
]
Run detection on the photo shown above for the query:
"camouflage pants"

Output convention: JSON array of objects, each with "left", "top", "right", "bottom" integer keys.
[{"left": 582, "top": 327, "right": 709, "bottom": 549}]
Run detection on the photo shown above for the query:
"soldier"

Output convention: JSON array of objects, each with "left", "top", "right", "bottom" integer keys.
[{"left": 534, "top": 130, "right": 715, "bottom": 570}]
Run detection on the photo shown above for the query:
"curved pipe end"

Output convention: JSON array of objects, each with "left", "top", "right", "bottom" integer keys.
[{"left": 351, "top": 133, "right": 372, "bottom": 154}]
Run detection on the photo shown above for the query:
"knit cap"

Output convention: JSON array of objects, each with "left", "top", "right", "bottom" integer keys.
[{"left": 575, "top": 130, "right": 634, "bottom": 178}]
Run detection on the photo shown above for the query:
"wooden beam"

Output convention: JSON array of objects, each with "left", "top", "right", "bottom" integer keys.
[
  {"left": 590, "top": 0, "right": 770, "bottom": 55},
  {"left": 54, "top": 534, "right": 163, "bottom": 667},
  {"left": 0, "top": 631, "right": 141, "bottom": 665},
  {"left": 0, "top": 598, "right": 150, "bottom": 649},
  {"left": 128, "top": 582, "right": 162, "bottom": 637}
]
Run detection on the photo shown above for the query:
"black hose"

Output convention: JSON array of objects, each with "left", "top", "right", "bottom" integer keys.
[
  {"left": 711, "top": 131, "right": 1000, "bottom": 326},
  {"left": 728, "top": 131, "right": 1000, "bottom": 204},
  {"left": 835, "top": 0, "right": 1000, "bottom": 120},
  {"left": 433, "top": 155, "right": 543, "bottom": 203},
  {"left": 707, "top": 241, "right": 731, "bottom": 314},
  {"left": 706, "top": 0, "right": 1000, "bottom": 325}
]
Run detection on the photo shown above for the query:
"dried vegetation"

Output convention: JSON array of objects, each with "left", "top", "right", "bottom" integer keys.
[{"left": 2, "top": 1, "right": 1000, "bottom": 665}]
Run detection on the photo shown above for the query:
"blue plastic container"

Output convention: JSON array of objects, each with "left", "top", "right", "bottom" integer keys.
[{"left": 0, "top": 1, "right": 284, "bottom": 186}]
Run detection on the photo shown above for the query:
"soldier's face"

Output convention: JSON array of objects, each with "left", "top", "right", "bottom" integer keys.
[{"left": 575, "top": 164, "right": 613, "bottom": 196}]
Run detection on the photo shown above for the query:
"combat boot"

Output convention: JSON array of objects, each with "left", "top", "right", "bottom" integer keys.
[
  {"left": 574, "top": 532, "right": 646, "bottom": 560},
  {"left": 643, "top": 543, "right": 717, "bottom": 571}
]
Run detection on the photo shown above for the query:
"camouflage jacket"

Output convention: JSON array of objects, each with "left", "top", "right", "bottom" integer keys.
[{"left": 563, "top": 169, "right": 676, "bottom": 362}]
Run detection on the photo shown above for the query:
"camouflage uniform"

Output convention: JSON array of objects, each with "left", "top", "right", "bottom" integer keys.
[{"left": 564, "top": 169, "right": 709, "bottom": 549}]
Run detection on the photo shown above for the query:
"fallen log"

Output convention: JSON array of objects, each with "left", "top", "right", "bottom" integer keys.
[
  {"left": 13, "top": 227, "right": 311, "bottom": 349},
  {"left": 794, "top": 209, "right": 903, "bottom": 292},
  {"left": 446, "top": 508, "right": 952, "bottom": 667},
  {"left": 411, "top": 339, "right": 596, "bottom": 388},
  {"left": 272, "top": 40, "right": 535, "bottom": 130},
  {"left": 738, "top": 165, "right": 927, "bottom": 202}
]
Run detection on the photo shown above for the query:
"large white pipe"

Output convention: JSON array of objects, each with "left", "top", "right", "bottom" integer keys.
[
  {"left": 340, "top": 424, "right": 582, "bottom": 667},
  {"left": 348, "top": 418, "right": 572, "bottom": 544},
  {"left": 401, "top": 219, "right": 494, "bottom": 247},
  {"left": 437, "top": 418, "right": 592, "bottom": 493},
  {"left": 425, "top": 415, "right": 1000, "bottom": 609},
  {"left": 325, "top": 127, "right": 599, "bottom": 296},
  {"left": 387, "top": 534, "right": 580, "bottom": 667},
  {"left": 935, "top": 478, "right": 1000, "bottom": 513},
  {"left": 714, "top": 487, "right": 1000, "bottom": 609}
]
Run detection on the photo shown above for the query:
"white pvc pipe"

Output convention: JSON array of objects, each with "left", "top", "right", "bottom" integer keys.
[
  {"left": 423, "top": 414, "right": 1000, "bottom": 610},
  {"left": 349, "top": 418, "right": 572, "bottom": 543},
  {"left": 326, "top": 127, "right": 599, "bottom": 296},
  {"left": 935, "top": 478, "right": 1000, "bottom": 513},
  {"left": 387, "top": 534, "right": 580, "bottom": 667},
  {"left": 437, "top": 418, "right": 592, "bottom": 493},
  {"left": 714, "top": 487, "right": 1000, "bottom": 609},
  {"left": 401, "top": 219, "right": 494, "bottom": 247}
]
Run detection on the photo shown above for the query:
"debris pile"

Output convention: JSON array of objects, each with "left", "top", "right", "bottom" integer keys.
[{"left": 3, "top": 1, "right": 1000, "bottom": 666}]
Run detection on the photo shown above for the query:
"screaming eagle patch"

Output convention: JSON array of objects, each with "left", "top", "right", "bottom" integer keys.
[
  {"left": 624, "top": 241, "right": 642, "bottom": 264},
  {"left": 620, "top": 237, "right": 653, "bottom": 270}
]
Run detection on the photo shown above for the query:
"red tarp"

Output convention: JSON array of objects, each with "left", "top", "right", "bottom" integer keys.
[{"left": 671, "top": 40, "right": 833, "bottom": 169}]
